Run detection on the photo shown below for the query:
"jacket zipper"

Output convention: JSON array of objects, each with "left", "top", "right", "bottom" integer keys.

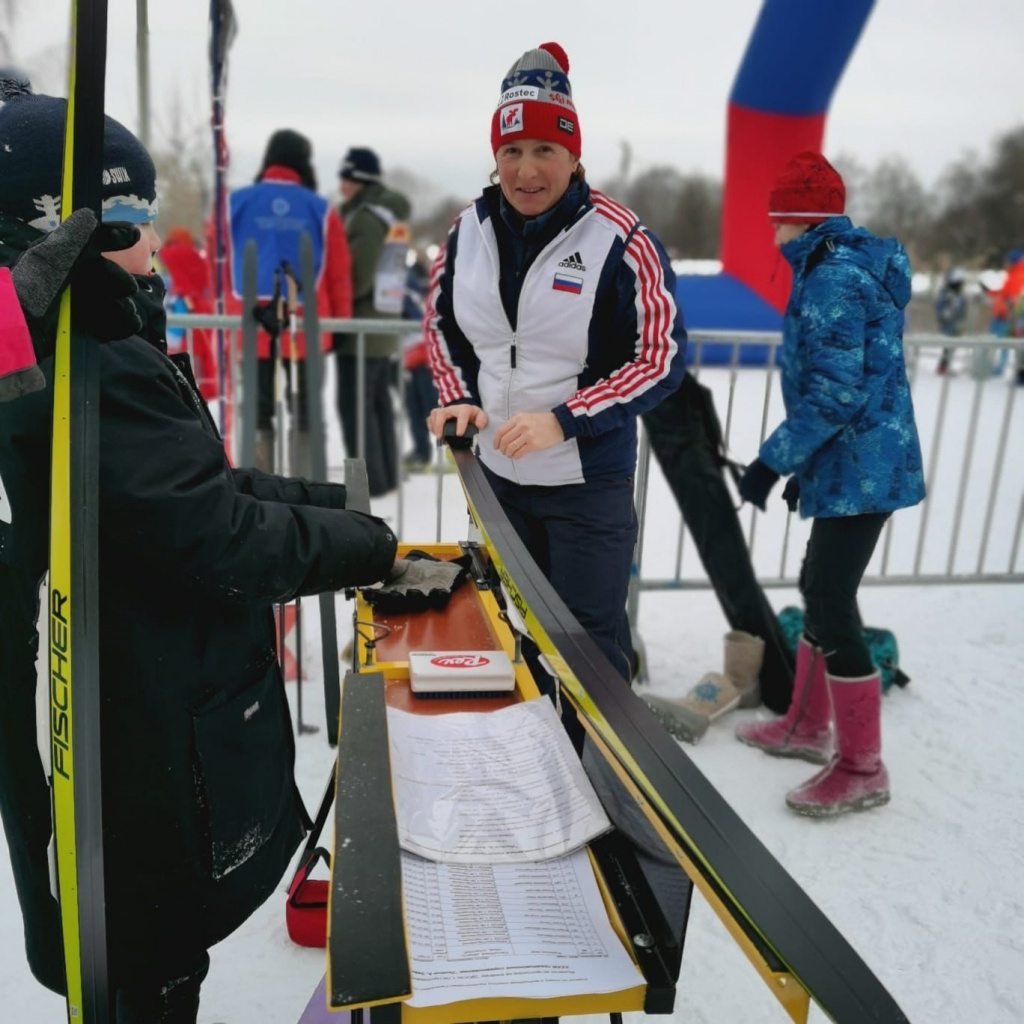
[{"left": 499, "top": 207, "right": 596, "bottom": 479}]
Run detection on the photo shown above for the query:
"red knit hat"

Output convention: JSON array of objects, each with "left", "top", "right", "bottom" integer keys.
[
  {"left": 490, "top": 42, "right": 581, "bottom": 158},
  {"left": 768, "top": 151, "right": 846, "bottom": 224}
]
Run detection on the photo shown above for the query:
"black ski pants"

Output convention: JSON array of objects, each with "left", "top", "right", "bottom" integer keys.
[
  {"left": 336, "top": 353, "right": 398, "bottom": 497},
  {"left": 483, "top": 465, "right": 637, "bottom": 683},
  {"left": 405, "top": 364, "right": 439, "bottom": 464},
  {"left": 799, "top": 512, "right": 890, "bottom": 678},
  {"left": 114, "top": 952, "right": 210, "bottom": 1024}
]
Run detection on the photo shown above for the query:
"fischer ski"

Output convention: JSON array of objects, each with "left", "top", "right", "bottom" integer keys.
[
  {"left": 443, "top": 434, "right": 910, "bottom": 1024},
  {"left": 209, "top": 0, "right": 237, "bottom": 440},
  {"left": 49, "top": 0, "right": 112, "bottom": 1020}
]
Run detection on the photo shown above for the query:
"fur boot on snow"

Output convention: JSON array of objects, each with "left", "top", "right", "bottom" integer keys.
[
  {"left": 644, "top": 630, "right": 763, "bottom": 743},
  {"left": 734, "top": 635, "right": 832, "bottom": 763},
  {"left": 785, "top": 670, "right": 889, "bottom": 817}
]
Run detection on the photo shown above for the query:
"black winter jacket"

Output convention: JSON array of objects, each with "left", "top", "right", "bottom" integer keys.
[{"left": 0, "top": 235, "right": 396, "bottom": 988}]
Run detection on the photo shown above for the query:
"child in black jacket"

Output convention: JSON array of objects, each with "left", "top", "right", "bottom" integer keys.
[{"left": 0, "top": 81, "right": 396, "bottom": 1021}]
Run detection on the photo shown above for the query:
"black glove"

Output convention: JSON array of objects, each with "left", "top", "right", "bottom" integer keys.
[
  {"left": 361, "top": 550, "right": 471, "bottom": 614},
  {"left": 782, "top": 476, "right": 800, "bottom": 512},
  {"left": 253, "top": 301, "right": 284, "bottom": 337},
  {"left": 12, "top": 208, "right": 143, "bottom": 342},
  {"left": 738, "top": 458, "right": 780, "bottom": 511}
]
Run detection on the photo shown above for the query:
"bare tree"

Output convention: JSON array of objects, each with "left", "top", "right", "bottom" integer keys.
[
  {"left": 861, "top": 156, "right": 930, "bottom": 261},
  {"left": 917, "top": 125, "right": 1024, "bottom": 267},
  {"left": 411, "top": 197, "right": 465, "bottom": 252},
  {"left": 598, "top": 161, "right": 720, "bottom": 257},
  {"left": 599, "top": 140, "right": 633, "bottom": 202},
  {"left": 924, "top": 152, "right": 986, "bottom": 265},
  {"left": 670, "top": 174, "right": 722, "bottom": 258},
  {"left": 831, "top": 151, "right": 870, "bottom": 225},
  {"left": 150, "top": 90, "right": 211, "bottom": 239},
  {"left": 974, "top": 126, "right": 1024, "bottom": 263},
  {"left": 620, "top": 165, "right": 685, "bottom": 244},
  {"left": 384, "top": 166, "right": 451, "bottom": 224}
]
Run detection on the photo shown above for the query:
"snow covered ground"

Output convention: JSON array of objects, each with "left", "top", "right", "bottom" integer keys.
[{"left": 2, "top": 357, "right": 1022, "bottom": 1022}]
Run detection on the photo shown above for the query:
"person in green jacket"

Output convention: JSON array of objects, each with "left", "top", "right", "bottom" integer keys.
[{"left": 333, "top": 147, "right": 412, "bottom": 496}]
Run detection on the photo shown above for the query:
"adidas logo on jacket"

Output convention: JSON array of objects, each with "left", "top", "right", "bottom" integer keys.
[{"left": 557, "top": 251, "right": 586, "bottom": 271}]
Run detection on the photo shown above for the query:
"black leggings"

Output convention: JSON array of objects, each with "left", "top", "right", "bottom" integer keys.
[
  {"left": 115, "top": 953, "right": 210, "bottom": 1024},
  {"left": 799, "top": 513, "right": 890, "bottom": 678}
]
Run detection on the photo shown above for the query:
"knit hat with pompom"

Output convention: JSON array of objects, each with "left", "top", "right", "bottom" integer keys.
[{"left": 490, "top": 42, "right": 581, "bottom": 158}]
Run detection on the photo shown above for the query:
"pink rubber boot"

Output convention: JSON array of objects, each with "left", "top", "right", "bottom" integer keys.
[
  {"left": 735, "top": 636, "right": 832, "bottom": 763},
  {"left": 786, "top": 670, "right": 890, "bottom": 818}
]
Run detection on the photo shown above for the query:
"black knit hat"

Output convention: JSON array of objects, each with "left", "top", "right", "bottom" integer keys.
[
  {"left": 257, "top": 128, "right": 317, "bottom": 191},
  {"left": 0, "top": 79, "right": 158, "bottom": 231},
  {"left": 339, "top": 147, "right": 381, "bottom": 184}
]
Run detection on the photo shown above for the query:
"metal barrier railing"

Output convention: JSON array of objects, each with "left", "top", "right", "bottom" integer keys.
[
  {"left": 631, "top": 332, "right": 1024, "bottom": 607},
  {"left": 167, "top": 314, "right": 1024, "bottom": 590},
  {"left": 167, "top": 314, "right": 437, "bottom": 541}
]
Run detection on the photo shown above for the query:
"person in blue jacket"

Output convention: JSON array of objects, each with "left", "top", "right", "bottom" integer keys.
[
  {"left": 425, "top": 42, "right": 687, "bottom": 684},
  {"left": 736, "top": 152, "right": 925, "bottom": 818}
]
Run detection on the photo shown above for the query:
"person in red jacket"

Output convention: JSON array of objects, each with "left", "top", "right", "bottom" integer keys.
[
  {"left": 982, "top": 247, "right": 1024, "bottom": 381},
  {"left": 159, "top": 226, "right": 219, "bottom": 401},
  {"left": 213, "top": 129, "right": 352, "bottom": 474}
]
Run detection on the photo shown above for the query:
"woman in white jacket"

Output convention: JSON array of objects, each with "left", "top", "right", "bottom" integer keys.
[{"left": 426, "top": 42, "right": 687, "bottom": 682}]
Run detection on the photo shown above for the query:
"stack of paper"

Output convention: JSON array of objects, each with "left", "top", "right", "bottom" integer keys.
[
  {"left": 386, "top": 698, "right": 642, "bottom": 1008},
  {"left": 387, "top": 698, "right": 611, "bottom": 862}
]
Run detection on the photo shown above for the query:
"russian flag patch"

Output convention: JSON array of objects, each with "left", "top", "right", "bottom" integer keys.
[{"left": 552, "top": 272, "right": 583, "bottom": 294}]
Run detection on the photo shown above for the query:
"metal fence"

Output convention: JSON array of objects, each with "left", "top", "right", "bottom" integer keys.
[
  {"left": 166, "top": 314, "right": 1024, "bottom": 592},
  {"left": 633, "top": 332, "right": 1023, "bottom": 607},
  {"left": 167, "top": 313, "right": 441, "bottom": 540}
]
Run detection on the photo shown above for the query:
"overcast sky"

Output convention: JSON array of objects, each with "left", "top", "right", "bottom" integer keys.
[{"left": 7, "top": 0, "right": 1023, "bottom": 210}]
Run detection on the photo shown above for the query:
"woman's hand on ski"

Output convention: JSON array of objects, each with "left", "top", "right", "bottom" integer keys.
[
  {"left": 494, "top": 412, "right": 564, "bottom": 459},
  {"left": 428, "top": 403, "right": 488, "bottom": 440}
]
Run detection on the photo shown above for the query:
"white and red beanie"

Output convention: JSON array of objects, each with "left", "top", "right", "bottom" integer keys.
[
  {"left": 490, "top": 42, "right": 581, "bottom": 159},
  {"left": 768, "top": 151, "right": 846, "bottom": 225}
]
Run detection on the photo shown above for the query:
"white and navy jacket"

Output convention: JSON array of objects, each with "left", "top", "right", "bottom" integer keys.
[{"left": 425, "top": 183, "right": 687, "bottom": 486}]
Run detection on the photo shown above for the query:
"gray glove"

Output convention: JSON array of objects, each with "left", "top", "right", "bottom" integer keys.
[
  {"left": 12, "top": 208, "right": 142, "bottom": 340},
  {"left": 362, "top": 553, "right": 470, "bottom": 613},
  {"left": 385, "top": 557, "right": 463, "bottom": 593}
]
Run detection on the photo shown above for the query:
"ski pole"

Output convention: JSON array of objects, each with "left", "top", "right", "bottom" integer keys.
[
  {"left": 271, "top": 267, "right": 285, "bottom": 475},
  {"left": 282, "top": 259, "right": 299, "bottom": 474}
]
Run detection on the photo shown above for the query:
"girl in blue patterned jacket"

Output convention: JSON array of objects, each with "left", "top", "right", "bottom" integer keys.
[
  {"left": 736, "top": 152, "right": 925, "bottom": 818},
  {"left": 425, "top": 42, "right": 687, "bottom": 683}
]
